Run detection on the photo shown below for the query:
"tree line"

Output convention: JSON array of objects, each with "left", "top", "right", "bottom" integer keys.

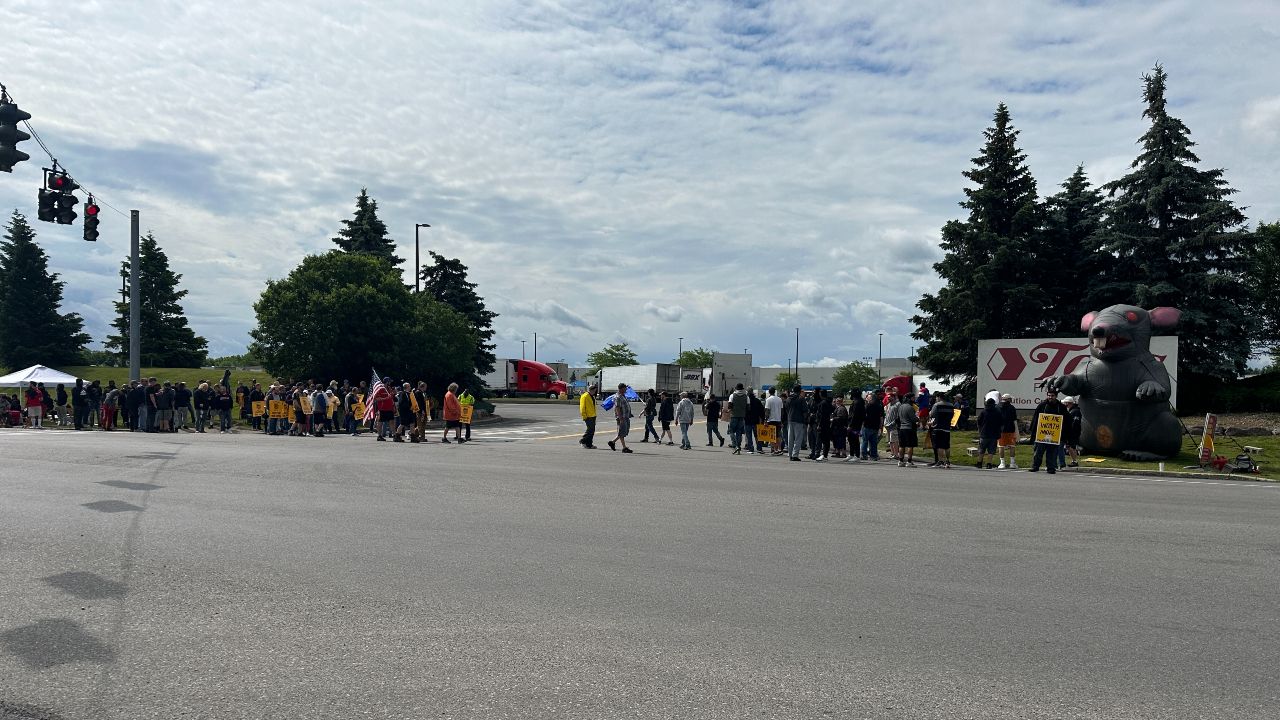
[{"left": 913, "top": 65, "right": 1272, "bottom": 390}]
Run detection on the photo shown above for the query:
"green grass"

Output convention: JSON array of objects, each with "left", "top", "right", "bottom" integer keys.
[{"left": 945, "top": 429, "right": 1278, "bottom": 480}]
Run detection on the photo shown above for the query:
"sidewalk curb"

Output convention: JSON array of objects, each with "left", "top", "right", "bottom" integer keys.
[{"left": 1058, "top": 466, "right": 1278, "bottom": 483}]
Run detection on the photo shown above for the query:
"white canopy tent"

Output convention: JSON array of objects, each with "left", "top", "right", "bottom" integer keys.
[{"left": 0, "top": 364, "right": 80, "bottom": 386}]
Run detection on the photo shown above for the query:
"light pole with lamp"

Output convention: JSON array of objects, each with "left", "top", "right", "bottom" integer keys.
[{"left": 414, "top": 223, "right": 430, "bottom": 293}]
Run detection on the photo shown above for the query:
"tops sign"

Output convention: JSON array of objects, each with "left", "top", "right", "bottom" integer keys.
[{"left": 976, "top": 337, "right": 1178, "bottom": 410}]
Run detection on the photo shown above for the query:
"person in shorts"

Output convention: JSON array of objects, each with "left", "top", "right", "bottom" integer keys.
[
  {"left": 896, "top": 393, "right": 919, "bottom": 467},
  {"left": 997, "top": 393, "right": 1019, "bottom": 469},
  {"left": 608, "top": 383, "right": 633, "bottom": 453}
]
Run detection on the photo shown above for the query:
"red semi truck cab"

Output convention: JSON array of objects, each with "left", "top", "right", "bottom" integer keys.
[{"left": 489, "top": 359, "right": 568, "bottom": 398}]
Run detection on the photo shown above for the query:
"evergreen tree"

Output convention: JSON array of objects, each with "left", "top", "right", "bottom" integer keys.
[
  {"left": 912, "top": 104, "right": 1049, "bottom": 380},
  {"left": 0, "top": 211, "right": 90, "bottom": 368},
  {"left": 419, "top": 251, "right": 496, "bottom": 375},
  {"left": 105, "top": 232, "right": 209, "bottom": 367},
  {"left": 1254, "top": 222, "right": 1280, "bottom": 356},
  {"left": 1090, "top": 65, "right": 1256, "bottom": 379},
  {"left": 1042, "top": 165, "right": 1106, "bottom": 335},
  {"left": 332, "top": 188, "right": 402, "bottom": 266}
]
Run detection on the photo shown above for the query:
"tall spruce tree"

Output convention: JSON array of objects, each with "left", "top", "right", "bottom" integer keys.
[
  {"left": 419, "top": 251, "right": 497, "bottom": 375},
  {"left": 0, "top": 210, "right": 90, "bottom": 368},
  {"left": 912, "top": 104, "right": 1049, "bottom": 380},
  {"left": 1089, "top": 65, "right": 1256, "bottom": 380},
  {"left": 105, "top": 232, "right": 208, "bottom": 367},
  {"left": 1042, "top": 165, "right": 1106, "bottom": 335},
  {"left": 332, "top": 188, "right": 402, "bottom": 266}
]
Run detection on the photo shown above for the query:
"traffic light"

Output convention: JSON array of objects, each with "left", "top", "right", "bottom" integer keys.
[
  {"left": 55, "top": 190, "right": 78, "bottom": 224},
  {"left": 83, "top": 200, "right": 100, "bottom": 241},
  {"left": 37, "top": 188, "right": 58, "bottom": 222},
  {"left": 0, "top": 100, "right": 32, "bottom": 172},
  {"left": 47, "top": 172, "right": 78, "bottom": 193}
]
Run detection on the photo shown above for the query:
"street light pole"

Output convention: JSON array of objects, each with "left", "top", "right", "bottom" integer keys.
[
  {"left": 414, "top": 223, "right": 430, "bottom": 294},
  {"left": 878, "top": 333, "right": 884, "bottom": 384},
  {"left": 521, "top": 340, "right": 526, "bottom": 360},
  {"left": 533, "top": 332, "right": 537, "bottom": 362},
  {"left": 678, "top": 337, "right": 683, "bottom": 361},
  {"left": 794, "top": 328, "right": 800, "bottom": 389}
]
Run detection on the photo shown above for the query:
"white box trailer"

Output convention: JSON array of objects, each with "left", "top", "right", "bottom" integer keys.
[
  {"left": 596, "top": 364, "right": 701, "bottom": 398},
  {"left": 703, "top": 353, "right": 752, "bottom": 399}
]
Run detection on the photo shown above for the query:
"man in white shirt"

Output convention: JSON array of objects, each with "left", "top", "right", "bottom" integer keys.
[{"left": 764, "top": 387, "right": 784, "bottom": 456}]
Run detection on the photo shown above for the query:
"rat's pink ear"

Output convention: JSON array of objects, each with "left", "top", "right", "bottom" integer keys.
[
  {"left": 1149, "top": 307, "right": 1181, "bottom": 328},
  {"left": 1080, "top": 311, "right": 1097, "bottom": 333}
]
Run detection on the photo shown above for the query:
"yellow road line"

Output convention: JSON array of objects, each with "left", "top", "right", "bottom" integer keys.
[{"left": 536, "top": 419, "right": 707, "bottom": 441}]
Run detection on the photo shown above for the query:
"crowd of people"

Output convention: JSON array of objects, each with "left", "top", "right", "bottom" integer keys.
[
  {"left": 2, "top": 371, "right": 479, "bottom": 443},
  {"left": 578, "top": 380, "right": 1084, "bottom": 472}
]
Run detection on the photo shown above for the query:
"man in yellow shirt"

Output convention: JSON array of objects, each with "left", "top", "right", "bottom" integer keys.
[{"left": 579, "top": 383, "right": 598, "bottom": 449}]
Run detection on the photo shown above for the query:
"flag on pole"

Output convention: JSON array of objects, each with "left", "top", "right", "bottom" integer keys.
[{"left": 363, "top": 368, "right": 389, "bottom": 422}]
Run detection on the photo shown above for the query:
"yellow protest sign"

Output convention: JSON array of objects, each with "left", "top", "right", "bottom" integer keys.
[
  {"left": 1034, "top": 413, "right": 1063, "bottom": 444},
  {"left": 951, "top": 408, "right": 962, "bottom": 428},
  {"left": 409, "top": 393, "right": 420, "bottom": 414},
  {"left": 300, "top": 395, "right": 313, "bottom": 414},
  {"left": 251, "top": 400, "right": 266, "bottom": 417},
  {"left": 268, "top": 400, "right": 288, "bottom": 419},
  {"left": 756, "top": 423, "right": 776, "bottom": 443},
  {"left": 328, "top": 400, "right": 336, "bottom": 418},
  {"left": 459, "top": 406, "right": 474, "bottom": 424},
  {"left": 352, "top": 401, "right": 366, "bottom": 418}
]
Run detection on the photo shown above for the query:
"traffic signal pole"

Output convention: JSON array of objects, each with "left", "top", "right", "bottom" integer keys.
[{"left": 129, "top": 210, "right": 140, "bottom": 382}]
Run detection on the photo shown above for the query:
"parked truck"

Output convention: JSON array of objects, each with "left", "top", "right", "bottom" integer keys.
[
  {"left": 595, "top": 363, "right": 702, "bottom": 399},
  {"left": 702, "top": 352, "right": 753, "bottom": 399},
  {"left": 481, "top": 359, "right": 568, "bottom": 398}
]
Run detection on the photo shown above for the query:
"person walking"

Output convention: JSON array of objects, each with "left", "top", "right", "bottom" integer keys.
[
  {"left": 745, "top": 388, "right": 764, "bottom": 454},
  {"left": 579, "top": 383, "right": 598, "bottom": 449},
  {"left": 441, "top": 383, "right": 463, "bottom": 443},
  {"left": 785, "top": 385, "right": 808, "bottom": 461},
  {"left": 675, "top": 391, "right": 695, "bottom": 449},
  {"left": 997, "top": 394, "right": 1020, "bottom": 469},
  {"left": 658, "top": 391, "right": 675, "bottom": 446},
  {"left": 727, "top": 383, "right": 748, "bottom": 455},
  {"left": 1028, "top": 389, "right": 1067, "bottom": 474},
  {"left": 704, "top": 394, "right": 724, "bottom": 447},
  {"left": 607, "top": 383, "right": 633, "bottom": 453},
  {"left": 641, "top": 390, "right": 659, "bottom": 443}
]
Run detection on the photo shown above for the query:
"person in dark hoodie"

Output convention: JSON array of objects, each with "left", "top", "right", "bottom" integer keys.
[
  {"left": 814, "top": 389, "right": 834, "bottom": 461},
  {"left": 71, "top": 379, "right": 88, "bottom": 430},
  {"left": 1028, "top": 388, "right": 1067, "bottom": 474},
  {"left": 861, "top": 390, "right": 884, "bottom": 460},
  {"left": 1063, "top": 396, "right": 1083, "bottom": 468},
  {"left": 657, "top": 391, "right": 675, "bottom": 446},
  {"left": 744, "top": 388, "right": 765, "bottom": 454},
  {"left": 727, "top": 383, "right": 748, "bottom": 455},
  {"left": 704, "top": 394, "right": 724, "bottom": 447},
  {"left": 641, "top": 390, "right": 659, "bottom": 443},
  {"left": 976, "top": 397, "right": 1002, "bottom": 469}
]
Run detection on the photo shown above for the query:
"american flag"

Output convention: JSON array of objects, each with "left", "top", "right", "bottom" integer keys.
[{"left": 362, "top": 367, "right": 390, "bottom": 422}]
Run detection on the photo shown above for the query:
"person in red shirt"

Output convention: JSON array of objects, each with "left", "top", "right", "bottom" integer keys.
[
  {"left": 25, "top": 382, "right": 43, "bottom": 428},
  {"left": 373, "top": 376, "right": 396, "bottom": 442}
]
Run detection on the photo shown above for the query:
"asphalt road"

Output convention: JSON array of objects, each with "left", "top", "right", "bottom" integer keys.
[{"left": 2, "top": 402, "right": 1278, "bottom": 719}]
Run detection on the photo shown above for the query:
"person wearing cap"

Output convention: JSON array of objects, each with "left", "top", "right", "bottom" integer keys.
[
  {"left": 579, "top": 383, "right": 598, "bottom": 449},
  {"left": 1063, "top": 396, "right": 1082, "bottom": 467},
  {"left": 997, "top": 393, "right": 1019, "bottom": 469},
  {"left": 1029, "top": 389, "right": 1067, "bottom": 473}
]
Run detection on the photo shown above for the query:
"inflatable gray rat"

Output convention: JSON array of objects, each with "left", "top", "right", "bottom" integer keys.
[{"left": 1051, "top": 304, "right": 1182, "bottom": 460}]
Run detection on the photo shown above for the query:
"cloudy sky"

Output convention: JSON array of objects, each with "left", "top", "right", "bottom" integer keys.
[{"left": 2, "top": 0, "right": 1278, "bottom": 368}]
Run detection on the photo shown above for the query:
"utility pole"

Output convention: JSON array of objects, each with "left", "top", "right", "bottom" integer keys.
[
  {"left": 521, "top": 340, "right": 526, "bottom": 360},
  {"left": 794, "top": 328, "right": 800, "bottom": 389},
  {"left": 533, "top": 332, "right": 537, "bottom": 362},
  {"left": 878, "top": 332, "right": 884, "bottom": 384},
  {"left": 129, "top": 210, "right": 140, "bottom": 381}
]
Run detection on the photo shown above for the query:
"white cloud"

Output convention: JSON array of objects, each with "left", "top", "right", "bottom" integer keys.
[{"left": 1, "top": 0, "right": 1277, "bottom": 365}]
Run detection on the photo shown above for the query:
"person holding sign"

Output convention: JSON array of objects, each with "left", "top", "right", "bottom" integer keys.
[
  {"left": 459, "top": 389, "right": 474, "bottom": 442},
  {"left": 1029, "top": 389, "right": 1067, "bottom": 474}
]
